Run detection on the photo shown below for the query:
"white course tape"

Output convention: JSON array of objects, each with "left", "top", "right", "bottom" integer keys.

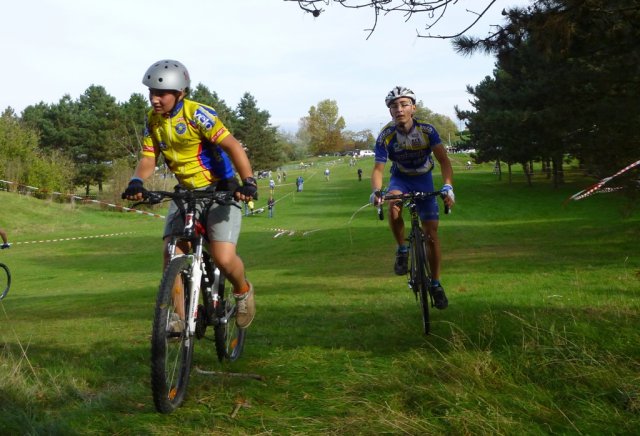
[
  {"left": 0, "top": 179, "right": 165, "bottom": 219},
  {"left": 15, "top": 232, "right": 136, "bottom": 246}
]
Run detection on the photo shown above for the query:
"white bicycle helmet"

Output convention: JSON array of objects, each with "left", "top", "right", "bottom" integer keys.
[
  {"left": 142, "top": 59, "right": 191, "bottom": 92},
  {"left": 385, "top": 86, "right": 416, "bottom": 107}
]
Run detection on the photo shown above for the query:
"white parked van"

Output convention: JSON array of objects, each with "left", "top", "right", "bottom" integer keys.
[{"left": 358, "top": 150, "right": 375, "bottom": 157}]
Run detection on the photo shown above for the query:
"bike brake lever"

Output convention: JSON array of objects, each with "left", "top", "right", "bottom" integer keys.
[
  {"left": 130, "top": 191, "right": 162, "bottom": 207},
  {"left": 146, "top": 191, "right": 163, "bottom": 204}
]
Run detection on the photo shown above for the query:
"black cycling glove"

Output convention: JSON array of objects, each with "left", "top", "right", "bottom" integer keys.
[
  {"left": 121, "top": 178, "right": 144, "bottom": 199},
  {"left": 236, "top": 177, "right": 258, "bottom": 200}
]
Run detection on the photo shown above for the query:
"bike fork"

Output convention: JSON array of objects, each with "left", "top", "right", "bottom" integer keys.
[{"left": 186, "top": 243, "right": 205, "bottom": 335}]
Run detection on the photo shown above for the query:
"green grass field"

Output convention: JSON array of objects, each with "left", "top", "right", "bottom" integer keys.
[{"left": 1, "top": 156, "right": 639, "bottom": 435}]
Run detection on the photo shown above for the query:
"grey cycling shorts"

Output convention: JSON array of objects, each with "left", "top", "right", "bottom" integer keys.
[{"left": 163, "top": 198, "right": 242, "bottom": 244}]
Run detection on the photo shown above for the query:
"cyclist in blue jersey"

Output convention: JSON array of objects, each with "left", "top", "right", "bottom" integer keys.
[
  {"left": 370, "top": 86, "right": 455, "bottom": 310},
  {"left": 122, "top": 60, "right": 257, "bottom": 328}
]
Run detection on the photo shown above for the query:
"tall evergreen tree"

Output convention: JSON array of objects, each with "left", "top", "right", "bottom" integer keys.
[
  {"left": 119, "top": 93, "right": 148, "bottom": 160},
  {"left": 454, "top": 0, "right": 640, "bottom": 187},
  {"left": 234, "top": 93, "right": 282, "bottom": 170},
  {"left": 190, "top": 84, "right": 237, "bottom": 131},
  {"left": 74, "top": 85, "right": 124, "bottom": 193},
  {"left": 22, "top": 95, "right": 79, "bottom": 154}
]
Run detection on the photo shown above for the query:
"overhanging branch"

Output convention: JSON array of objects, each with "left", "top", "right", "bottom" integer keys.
[{"left": 284, "top": 0, "right": 500, "bottom": 39}]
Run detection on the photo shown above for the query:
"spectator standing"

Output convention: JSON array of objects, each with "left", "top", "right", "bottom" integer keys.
[{"left": 267, "top": 197, "right": 275, "bottom": 218}]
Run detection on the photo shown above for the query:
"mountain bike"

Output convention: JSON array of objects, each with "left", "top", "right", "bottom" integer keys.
[
  {"left": 377, "top": 190, "right": 449, "bottom": 335},
  {"left": 0, "top": 261, "right": 10, "bottom": 301},
  {"left": 135, "top": 187, "right": 246, "bottom": 413}
]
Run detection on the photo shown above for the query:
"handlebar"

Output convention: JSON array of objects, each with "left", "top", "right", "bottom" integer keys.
[
  {"left": 132, "top": 188, "right": 236, "bottom": 208},
  {"left": 376, "top": 190, "right": 450, "bottom": 220}
]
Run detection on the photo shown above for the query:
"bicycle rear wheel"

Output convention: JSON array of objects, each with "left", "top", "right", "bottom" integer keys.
[
  {"left": 150, "top": 256, "right": 194, "bottom": 413},
  {"left": 0, "top": 263, "right": 10, "bottom": 301},
  {"left": 214, "top": 271, "right": 246, "bottom": 362},
  {"left": 410, "top": 227, "right": 431, "bottom": 335}
]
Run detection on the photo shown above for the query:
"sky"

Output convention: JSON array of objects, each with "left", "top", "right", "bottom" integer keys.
[{"left": 1, "top": 0, "right": 531, "bottom": 133}]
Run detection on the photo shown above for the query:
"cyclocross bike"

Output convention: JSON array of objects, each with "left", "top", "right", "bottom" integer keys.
[
  {"left": 377, "top": 190, "right": 449, "bottom": 335},
  {"left": 135, "top": 187, "right": 246, "bottom": 413},
  {"left": 0, "top": 261, "right": 10, "bottom": 301}
]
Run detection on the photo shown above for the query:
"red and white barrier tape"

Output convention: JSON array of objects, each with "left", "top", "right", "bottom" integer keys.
[
  {"left": 0, "top": 179, "right": 165, "bottom": 219},
  {"left": 569, "top": 159, "right": 640, "bottom": 201},
  {"left": 14, "top": 232, "right": 137, "bottom": 246}
]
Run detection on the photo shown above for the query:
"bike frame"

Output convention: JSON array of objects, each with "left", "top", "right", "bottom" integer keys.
[
  {"left": 143, "top": 187, "right": 245, "bottom": 413},
  {"left": 405, "top": 200, "right": 430, "bottom": 295},
  {"left": 164, "top": 194, "right": 231, "bottom": 337}
]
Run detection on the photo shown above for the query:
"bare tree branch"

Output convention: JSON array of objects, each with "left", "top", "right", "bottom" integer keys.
[{"left": 284, "top": 0, "right": 501, "bottom": 39}]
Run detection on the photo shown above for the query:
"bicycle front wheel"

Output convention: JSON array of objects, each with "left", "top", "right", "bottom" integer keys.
[
  {"left": 410, "top": 227, "right": 431, "bottom": 335},
  {"left": 0, "top": 263, "right": 10, "bottom": 301},
  {"left": 150, "top": 256, "right": 194, "bottom": 413},
  {"left": 214, "top": 271, "right": 246, "bottom": 362}
]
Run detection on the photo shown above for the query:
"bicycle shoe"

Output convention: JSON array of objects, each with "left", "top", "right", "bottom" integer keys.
[
  {"left": 430, "top": 283, "right": 449, "bottom": 310},
  {"left": 394, "top": 250, "right": 409, "bottom": 275},
  {"left": 234, "top": 281, "right": 255, "bottom": 329}
]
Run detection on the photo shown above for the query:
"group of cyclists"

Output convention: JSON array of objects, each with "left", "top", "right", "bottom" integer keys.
[{"left": 121, "top": 60, "right": 456, "bottom": 333}]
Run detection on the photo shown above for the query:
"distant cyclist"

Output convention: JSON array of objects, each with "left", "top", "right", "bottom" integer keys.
[
  {"left": 122, "top": 60, "right": 257, "bottom": 328},
  {"left": 370, "top": 86, "right": 455, "bottom": 310}
]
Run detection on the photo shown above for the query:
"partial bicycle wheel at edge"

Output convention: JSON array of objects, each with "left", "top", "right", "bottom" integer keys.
[
  {"left": 0, "top": 263, "right": 10, "bottom": 301},
  {"left": 411, "top": 227, "right": 431, "bottom": 335},
  {"left": 214, "top": 271, "right": 246, "bottom": 362},
  {"left": 150, "top": 256, "right": 194, "bottom": 413}
]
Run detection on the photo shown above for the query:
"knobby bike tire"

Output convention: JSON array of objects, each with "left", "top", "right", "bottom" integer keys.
[
  {"left": 150, "top": 256, "right": 194, "bottom": 413},
  {"left": 411, "top": 226, "right": 431, "bottom": 335},
  {"left": 0, "top": 263, "right": 10, "bottom": 301},
  {"left": 214, "top": 270, "right": 246, "bottom": 362}
]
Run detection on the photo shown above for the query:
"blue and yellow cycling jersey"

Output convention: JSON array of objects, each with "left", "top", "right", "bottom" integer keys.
[
  {"left": 374, "top": 119, "right": 442, "bottom": 177},
  {"left": 142, "top": 99, "right": 235, "bottom": 189}
]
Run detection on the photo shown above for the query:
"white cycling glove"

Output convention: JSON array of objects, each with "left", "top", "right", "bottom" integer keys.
[
  {"left": 442, "top": 184, "right": 455, "bottom": 204},
  {"left": 370, "top": 191, "right": 382, "bottom": 206}
]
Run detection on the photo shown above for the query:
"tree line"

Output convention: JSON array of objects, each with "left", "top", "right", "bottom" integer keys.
[
  {"left": 454, "top": 0, "right": 639, "bottom": 191},
  {"left": 1, "top": 85, "right": 290, "bottom": 196},
  {"left": 297, "top": 98, "right": 459, "bottom": 156},
  {"left": 0, "top": 83, "right": 460, "bottom": 197}
]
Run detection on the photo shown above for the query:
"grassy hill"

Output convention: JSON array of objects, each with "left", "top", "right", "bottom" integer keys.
[{"left": 0, "top": 157, "right": 638, "bottom": 434}]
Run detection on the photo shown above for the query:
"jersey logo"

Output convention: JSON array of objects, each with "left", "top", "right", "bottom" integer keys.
[
  {"left": 194, "top": 107, "right": 216, "bottom": 131},
  {"left": 175, "top": 123, "right": 187, "bottom": 135},
  {"left": 211, "top": 127, "right": 227, "bottom": 143}
]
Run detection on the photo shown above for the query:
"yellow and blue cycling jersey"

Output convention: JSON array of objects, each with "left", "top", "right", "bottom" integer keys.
[
  {"left": 142, "top": 99, "right": 235, "bottom": 189},
  {"left": 374, "top": 118, "right": 442, "bottom": 177}
]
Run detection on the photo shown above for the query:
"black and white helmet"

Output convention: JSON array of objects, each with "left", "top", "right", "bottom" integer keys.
[
  {"left": 385, "top": 86, "right": 416, "bottom": 107},
  {"left": 142, "top": 59, "right": 191, "bottom": 92}
]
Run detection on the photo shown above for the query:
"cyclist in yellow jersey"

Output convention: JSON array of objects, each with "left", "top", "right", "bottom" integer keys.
[{"left": 123, "top": 60, "right": 256, "bottom": 328}]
